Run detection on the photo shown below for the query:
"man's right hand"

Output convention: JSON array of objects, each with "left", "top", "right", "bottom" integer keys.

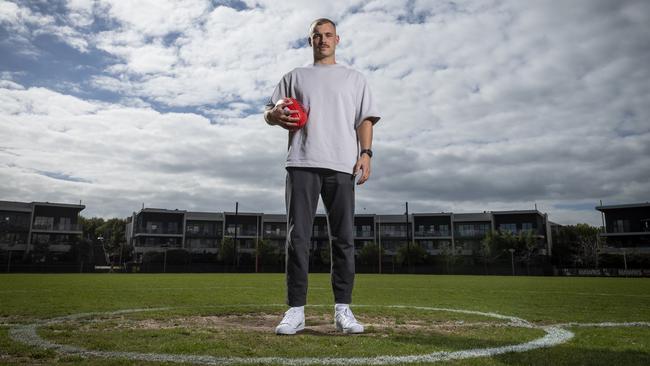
[{"left": 265, "top": 99, "right": 300, "bottom": 130}]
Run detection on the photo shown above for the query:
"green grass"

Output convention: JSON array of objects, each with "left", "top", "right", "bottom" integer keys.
[{"left": 1, "top": 273, "right": 649, "bottom": 365}]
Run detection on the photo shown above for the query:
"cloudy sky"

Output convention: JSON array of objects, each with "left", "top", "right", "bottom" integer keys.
[{"left": 1, "top": 0, "right": 649, "bottom": 225}]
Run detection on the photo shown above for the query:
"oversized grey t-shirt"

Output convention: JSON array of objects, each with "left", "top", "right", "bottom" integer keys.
[{"left": 266, "top": 63, "right": 380, "bottom": 174}]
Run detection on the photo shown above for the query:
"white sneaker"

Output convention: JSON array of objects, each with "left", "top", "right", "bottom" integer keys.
[
  {"left": 275, "top": 307, "right": 305, "bottom": 335},
  {"left": 335, "top": 306, "right": 364, "bottom": 334}
]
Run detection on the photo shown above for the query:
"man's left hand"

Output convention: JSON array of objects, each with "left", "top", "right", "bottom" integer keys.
[{"left": 353, "top": 154, "right": 371, "bottom": 185}]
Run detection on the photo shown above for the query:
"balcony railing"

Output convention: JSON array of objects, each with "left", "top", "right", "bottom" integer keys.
[
  {"left": 414, "top": 230, "right": 450, "bottom": 237},
  {"left": 136, "top": 227, "right": 182, "bottom": 235},
  {"left": 455, "top": 230, "right": 489, "bottom": 238},
  {"left": 312, "top": 229, "right": 329, "bottom": 237},
  {"left": 264, "top": 230, "right": 287, "bottom": 237},
  {"left": 185, "top": 231, "right": 223, "bottom": 237},
  {"left": 32, "top": 223, "right": 82, "bottom": 232},
  {"left": 381, "top": 231, "right": 408, "bottom": 237}
]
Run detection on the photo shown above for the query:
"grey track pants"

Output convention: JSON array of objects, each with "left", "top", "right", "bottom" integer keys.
[{"left": 285, "top": 167, "right": 356, "bottom": 307}]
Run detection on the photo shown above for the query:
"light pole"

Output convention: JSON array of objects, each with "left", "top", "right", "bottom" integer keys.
[
  {"left": 508, "top": 248, "right": 515, "bottom": 276},
  {"left": 255, "top": 215, "right": 259, "bottom": 273},
  {"left": 6, "top": 248, "right": 12, "bottom": 273},
  {"left": 233, "top": 202, "right": 238, "bottom": 270},
  {"left": 378, "top": 215, "right": 382, "bottom": 274},
  {"left": 162, "top": 244, "right": 169, "bottom": 273},
  {"left": 405, "top": 202, "right": 411, "bottom": 273},
  {"left": 622, "top": 249, "right": 628, "bottom": 271},
  {"left": 98, "top": 235, "right": 112, "bottom": 273}
]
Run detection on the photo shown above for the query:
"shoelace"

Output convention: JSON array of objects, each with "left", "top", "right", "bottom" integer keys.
[
  {"left": 337, "top": 308, "right": 358, "bottom": 327},
  {"left": 281, "top": 308, "right": 303, "bottom": 326}
]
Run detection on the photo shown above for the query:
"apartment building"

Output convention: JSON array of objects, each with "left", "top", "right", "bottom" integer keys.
[
  {"left": 124, "top": 206, "right": 553, "bottom": 263},
  {"left": 596, "top": 202, "right": 650, "bottom": 254},
  {"left": 0, "top": 200, "right": 85, "bottom": 260}
]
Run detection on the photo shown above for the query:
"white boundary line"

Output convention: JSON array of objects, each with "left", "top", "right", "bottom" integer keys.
[{"left": 7, "top": 304, "right": 580, "bottom": 365}]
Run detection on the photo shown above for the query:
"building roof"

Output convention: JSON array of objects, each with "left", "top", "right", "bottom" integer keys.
[
  {"left": 491, "top": 210, "right": 542, "bottom": 215},
  {"left": 224, "top": 211, "right": 263, "bottom": 216},
  {"left": 262, "top": 214, "right": 286, "bottom": 221},
  {"left": 376, "top": 214, "right": 410, "bottom": 222},
  {"left": 0, "top": 200, "right": 33, "bottom": 212},
  {"left": 33, "top": 201, "right": 85, "bottom": 210},
  {"left": 140, "top": 208, "right": 186, "bottom": 214},
  {"left": 596, "top": 202, "right": 650, "bottom": 211},
  {"left": 453, "top": 212, "right": 492, "bottom": 222},
  {"left": 186, "top": 211, "right": 224, "bottom": 220}
]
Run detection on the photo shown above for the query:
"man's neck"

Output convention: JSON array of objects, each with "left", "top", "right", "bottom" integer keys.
[{"left": 313, "top": 55, "right": 336, "bottom": 65}]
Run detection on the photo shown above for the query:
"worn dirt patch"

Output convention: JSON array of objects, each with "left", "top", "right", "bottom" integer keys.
[{"left": 57, "top": 313, "right": 513, "bottom": 336}]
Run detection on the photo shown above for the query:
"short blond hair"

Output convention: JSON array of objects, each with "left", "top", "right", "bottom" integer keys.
[{"left": 309, "top": 18, "right": 336, "bottom": 35}]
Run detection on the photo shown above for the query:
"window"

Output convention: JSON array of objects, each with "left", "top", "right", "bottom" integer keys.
[
  {"left": 34, "top": 216, "right": 54, "bottom": 230},
  {"left": 499, "top": 223, "right": 517, "bottom": 234},
  {"left": 438, "top": 224, "right": 449, "bottom": 236},
  {"left": 456, "top": 223, "right": 490, "bottom": 237},
  {"left": 522, "top": 222, "right": 533, "bottom": 231},
  {"left": 613, "top": 220, "right": 630, "bottom": 233},
  {"left": 58, "top": 217, "right": 71, "bottom": 230},
  {"left": 642, "top": 219, "right": 650, "bottom": 232}
]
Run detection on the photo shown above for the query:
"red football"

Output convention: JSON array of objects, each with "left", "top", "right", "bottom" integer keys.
[{"left": 280, "top": 97, "right": 308, "bottom": 130}]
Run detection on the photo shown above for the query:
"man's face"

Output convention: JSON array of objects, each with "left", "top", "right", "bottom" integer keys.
[{"left": 309, "top": 22, "right": 339, "bottom": 59}]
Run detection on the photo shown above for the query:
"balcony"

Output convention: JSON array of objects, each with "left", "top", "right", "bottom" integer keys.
[
  {"left": 185, "top": 231, "right": 223, "bottom": 238},
  {"left": 135, "top": 227, "right": 182, "bottom": 235},
  {"left": 312, "top": 229, "right": 329, "bottom": 237},
  {"left": 455, "top": 230, "right": 489, "bottom": 238},
  {"left": 32, "top": 223, "right": 82, "bottom": 232},
  {"left": 414, "top": 230, "right": 451, "bottom": 237},
  {"left": 355, "top": 230, "right": 374, "bottom": 238},
  {"left": 381, "top": 231, "right": 408, "bottom": 238},
  {"left": 264, "top": 230, "right": 287, "bottom": 237}
]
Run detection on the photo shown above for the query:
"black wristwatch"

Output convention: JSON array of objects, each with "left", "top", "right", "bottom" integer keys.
[{"left": 360, "top": 149, "right": 373, "bottom": 158}]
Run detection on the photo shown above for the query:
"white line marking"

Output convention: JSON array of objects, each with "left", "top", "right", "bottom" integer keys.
[
  {"left": 556, "top": 321, "right": 650, "bottom": 328},
  {"left": 6, "top": 304, "right": 584, "bottom": 365}
]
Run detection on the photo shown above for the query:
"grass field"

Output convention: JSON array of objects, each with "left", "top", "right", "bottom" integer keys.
[{"left": 0, "top": 273, "right": 649, "bottom": 365}]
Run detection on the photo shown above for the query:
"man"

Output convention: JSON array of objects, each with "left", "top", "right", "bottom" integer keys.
[{"left": 264, "top": 18, "right": 380, "bottom": 335}]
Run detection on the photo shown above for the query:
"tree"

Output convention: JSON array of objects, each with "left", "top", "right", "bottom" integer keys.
[
  {"left": 438, "top": 242, "right": 458, "bottom": 274},
  {"left": 515, "top": 230, "right": 538, "bottom": 275},
  {"left": 575, "top": 223, "right": 601, "bottom": 268},
  {"left": 551, "top": 224, "right": 601, "bottom": 268},
  {"left": 97, "top": 218, "right": 127, "bottom": 270},
  {"left": 358, "top": 242, "right": 383, "bottom": 272},
  {"left": 219, "top": 237, "right": 235, "bottom": 265},
  {"left": 396, "top": 242, "right": 427, "bottom": 269},
  {"left": 78, "top": 216, "right": 105, "bottom": 242},
  {"left": 479, "top": 231, "right": 505, "bottom": 274},
  {"left": 256, "top": 239, "right": 281, "bottom": 270},
  {"left": 551, "top": 225, "right": 581, "bottom": 267},
  {"left": 319, "top": 244, "right": 331, "bottom": 266}
]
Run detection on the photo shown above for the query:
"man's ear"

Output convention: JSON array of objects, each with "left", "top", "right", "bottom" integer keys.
[{"left": 335, "top": 35, "right": 340, "bottom": 45}]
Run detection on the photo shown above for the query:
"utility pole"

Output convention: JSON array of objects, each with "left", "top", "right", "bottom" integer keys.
[
  {"left": 599, "top": 199, "right": 606, "bottom": 231},
  {"left": 233, "top": 202, "right": 238, "bottom": 270},
  {"left": 406, "top": 202, "right": 411, "bottom": 273},
  {"left": 255, "top": 215, "right": 259, "bottom": 273},
  {"left": 378, "top": 215, "right": 382, "bottom": 274}
]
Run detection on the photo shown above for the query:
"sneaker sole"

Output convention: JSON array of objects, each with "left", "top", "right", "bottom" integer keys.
[
  {"left": 335, "top": 323, "right": 364, "bottom": 334},
  {"left": 275, "top": 325, "right": 305, "bottom": 335}
]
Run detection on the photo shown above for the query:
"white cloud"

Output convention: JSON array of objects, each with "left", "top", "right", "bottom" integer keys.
[
  {"left": 0, "top": 0, "right": 90, "bottom": 52},
  {"left": 0, "top": 82, "right": 289, "bottom": 218},
  {"left": 2, "top": 0, "right": 649, "bottom": 225}
]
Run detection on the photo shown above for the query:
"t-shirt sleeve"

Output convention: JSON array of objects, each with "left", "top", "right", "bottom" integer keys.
[
  {"left": 355, "top": 76, "right": 381, "bottom": 128},
  {"left": 265, "top": 74, "right": 290, "bottom": 111}
]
